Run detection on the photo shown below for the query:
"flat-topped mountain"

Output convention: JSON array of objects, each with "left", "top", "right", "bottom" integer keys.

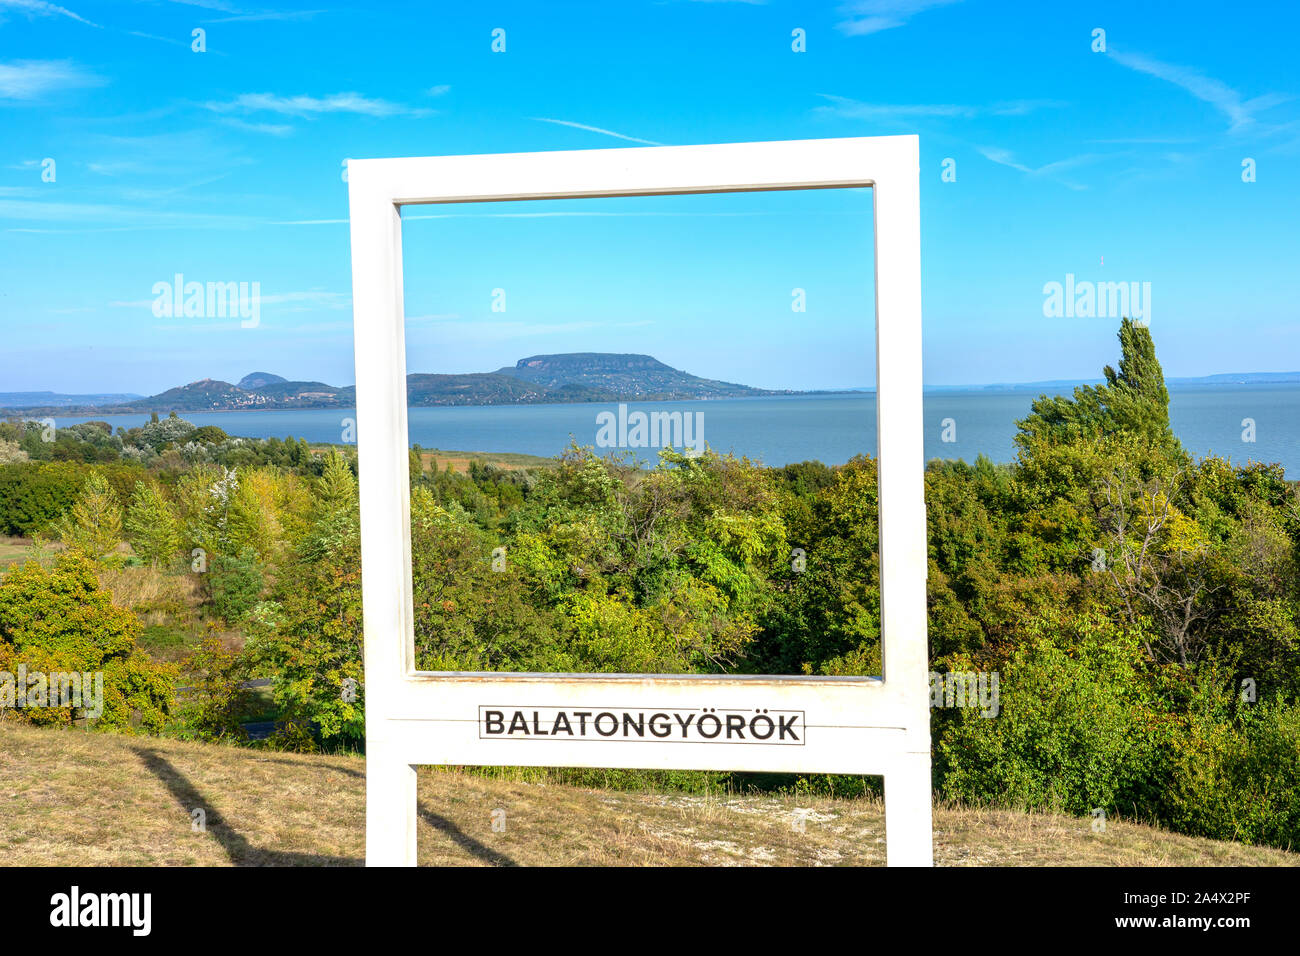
[
  {"left": 1, "top": 354, "right": 788, "bottom": 415},
  {"left": 495, "top": 353, "right": 770, "bottom": 399}
]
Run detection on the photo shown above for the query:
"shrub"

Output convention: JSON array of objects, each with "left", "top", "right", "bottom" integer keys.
[
  {"left": 934, "top": 611, "right": 1173, "bottom": 816},
  {"left": 206, "top": 550, "right": 263, "bottom": 624},
  {"left": 1161, "top": 695, "right": 1300, "bottom": 848},
  {"left": 0, "top": 552, "right": 174, "bottom": 731},
  {"left": 173, "top": 636, "right": 251, "bottom": 742},
  {"left": 0, "top": 463, "right": 88, "bottom": 536}
]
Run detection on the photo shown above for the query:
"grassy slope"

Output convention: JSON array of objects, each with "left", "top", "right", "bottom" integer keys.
[
  {"left": 414, "top": 448, "right": 554, "bottom": 473},
  {"left": 2, "top": 722, "right": 1294, "bottom": 867},
  {"left": 0, "top": 537, "right": 32, "bottom": 568}
]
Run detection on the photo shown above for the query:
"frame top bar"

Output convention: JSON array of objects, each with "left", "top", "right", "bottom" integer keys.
[{"left": 347, "top": 134, "right": 916, "bottom": 206}]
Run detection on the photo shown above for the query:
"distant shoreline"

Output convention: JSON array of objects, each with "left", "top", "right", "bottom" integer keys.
[
  {"left": 11, "top": 378, "right": 1300, "bottom": 419},
  {"left": 17, "top": 386, "right": 1298, "bottom": 478}
]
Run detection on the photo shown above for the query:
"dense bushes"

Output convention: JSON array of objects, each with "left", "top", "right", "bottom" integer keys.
[
  {"left": 934, "top": 612, "right": 1173, "bottom": 815},
  {"left": 4, "top": 319, "right": 1300, "bottom": 850},
  {"left": 0, "top": 461, "right": 140, "bottom": 536},
  {"left": 0, "top": 553, "right": 174, "bottom": 730},
  {"left": 1160, "top": 693, "right": 1300, "bottom": 847},
  {"left": 0, "top": 415, "right": 317, "bottom": 480}
]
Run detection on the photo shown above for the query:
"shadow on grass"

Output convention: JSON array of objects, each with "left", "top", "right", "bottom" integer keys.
[
  {"left": 242, "top": 753, "right": 365, "bottom": 779},
  {"left": 417, "top": 804, "right": 518, "bottom": 867},
  {"left": 133, "top": 746, "right": 360, "bottom": 866},
  {"left": 132, "top": 747, "right": 520, "bottom": 866}
]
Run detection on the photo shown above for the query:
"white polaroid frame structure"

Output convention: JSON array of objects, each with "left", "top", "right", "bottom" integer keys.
[{"left": 347, "top": 135, "right": 932, "bottom": 867}]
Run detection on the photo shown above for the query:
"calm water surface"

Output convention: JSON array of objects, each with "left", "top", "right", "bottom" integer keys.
[{"left": 54, "top": 384, "right": 1300, "bottom": 477}]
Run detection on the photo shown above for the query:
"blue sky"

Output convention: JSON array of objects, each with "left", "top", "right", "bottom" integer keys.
[{"left": 2, "top": 0, "right": 1298, "bottom": 394}]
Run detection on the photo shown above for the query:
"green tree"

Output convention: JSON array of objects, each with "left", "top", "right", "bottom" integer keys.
[
  {"left": 247, "top": 450, "right": 364, "bottom": 748},
  {"left": 1016, "top": 318, "right": 1183, "bottom": 456},
  {"left": 123, "top": 480, "right": 182, "bottom": 566},
  {"left": 56, "top": 472, "right": 124, "bottom": 560},
  {"left": 207, "top": 549, "right": 264, "bottom": 623}
]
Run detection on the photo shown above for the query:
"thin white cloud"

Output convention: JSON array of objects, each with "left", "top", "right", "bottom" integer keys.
[
  {"left": 0, "top": 59, "right": 104, "bottom": 100},
  {"left": 975, "top": 146, "right": 1101, "bottom": 190},
  {"left": 205, "top": 92, "right": 432, "bottom": 118},
  {"left": 79, "top": 130, "right": 253, "bottom": 183},
  {"left": 218, "top": 117, "right": 293, "bottom": 135},
  {"left": 0, "top": 0, "right": 98, "bottom": 27},
  {"left": 975, "top": 146, "right": 1029, "bottom": 173},
  {"left": 418, "top": 320, "right": 655, "bottom": 344},
  {"left": 258, "top": 290, "right": 350, "bottom": 310},
  {"left": 530, "top": 117, "right": 664, "bottom": 145},
  {"left": 0, "top": 197, "right": 253, "bottom": 228},
  {"left": 202, "top": 9, "right": 323, "bottom": 22},
  {"left": 155, "top": 0, "right": 316, "bottom": 19},
  {"left": 127, "top": 30, "right": 188, "bottom": 47},
  {"left": 1106, "top": 48, "right": 1289, "bottom": 132},
  {"left": 1087, "top": 136, "right": 1196, "bottom": 145},
  {"left": 154, "top": 0, "right": 322, "bottom": 19},
  {"left": 156, "top": 0, "right": 238, "bottom": 9},
  {"left": 835, "top": 0, "right": 962, "bottom": 37},
  {"left": 426, "top": 84, "right": 451, "bottom": 96},
  {"left": 816, "top": 93, "right": 1066, "bottom": 120}
]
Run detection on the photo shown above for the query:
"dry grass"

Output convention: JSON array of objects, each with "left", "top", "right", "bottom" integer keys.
[
  {"left": 304, "top": 444, "right": 551, "bottom": 474},
  {"left": 2, "top": 721, "right": 1295, "bottom": 867},
  {"left": 418, "top": 448, "right": 552, "bottom": 474},
  {"left": 93, "top": 564, "right": 231, "bottom": 661},
  {"left": 0, "top": 536, "right": 38, "bottom": 570},
  {"left": 97, "top": 564, "right": 204, "bottom": 624}
]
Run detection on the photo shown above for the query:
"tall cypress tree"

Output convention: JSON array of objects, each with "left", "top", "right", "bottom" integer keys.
[{"left": 1016, "top": 318, "right": 1181, "bottom": 454}]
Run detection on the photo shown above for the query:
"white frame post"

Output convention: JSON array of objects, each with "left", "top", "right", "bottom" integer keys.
[{"left": 348, "top": 135, "right": 932, "bottom": 867}]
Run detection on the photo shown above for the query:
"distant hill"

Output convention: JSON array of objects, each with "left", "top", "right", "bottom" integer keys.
[
  {"left": 2, "top": 355, "right": 788, "bottom": 416},
  {"left": 922, "top": 370, "right": 1300, "bottom": 393},
  {"left": 405, "top": 372, "right": 607, "bottom": 406},
  {"left": 138, "top": 378, "right": 255, "bottom": 410},
  {"left": 7, "top": 359, "right": 1299, "bottom": 418},
  {"left": 238, "top": 372, "right": 288, "bottom": 390},
  {"left": 0, "top": 391, "right": 142, "bottom": 409},
  {"left": 1168, "top": 371, "right": 1300, "bottom": 385},
  {"left": 496, "top": 353, "right": 775, "bottom": 399},
  {"left": 245, "top": 380, "right": 351, "bottom": 403}
]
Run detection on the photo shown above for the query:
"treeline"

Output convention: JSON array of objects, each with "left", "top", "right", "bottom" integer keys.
[
  {"left": 0, "top": 412, "right": 317, "bottom": 470},
  {"left": 2, "top": 320, "right": 1299, "bottom": 849},
  {"left": 0, "top": 414, "right": 324, "bottom": 536}
]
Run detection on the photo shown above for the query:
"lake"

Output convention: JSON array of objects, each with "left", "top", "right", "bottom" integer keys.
[{"left": 53, "top": 384, "right": 1300, "bottom": 478}]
